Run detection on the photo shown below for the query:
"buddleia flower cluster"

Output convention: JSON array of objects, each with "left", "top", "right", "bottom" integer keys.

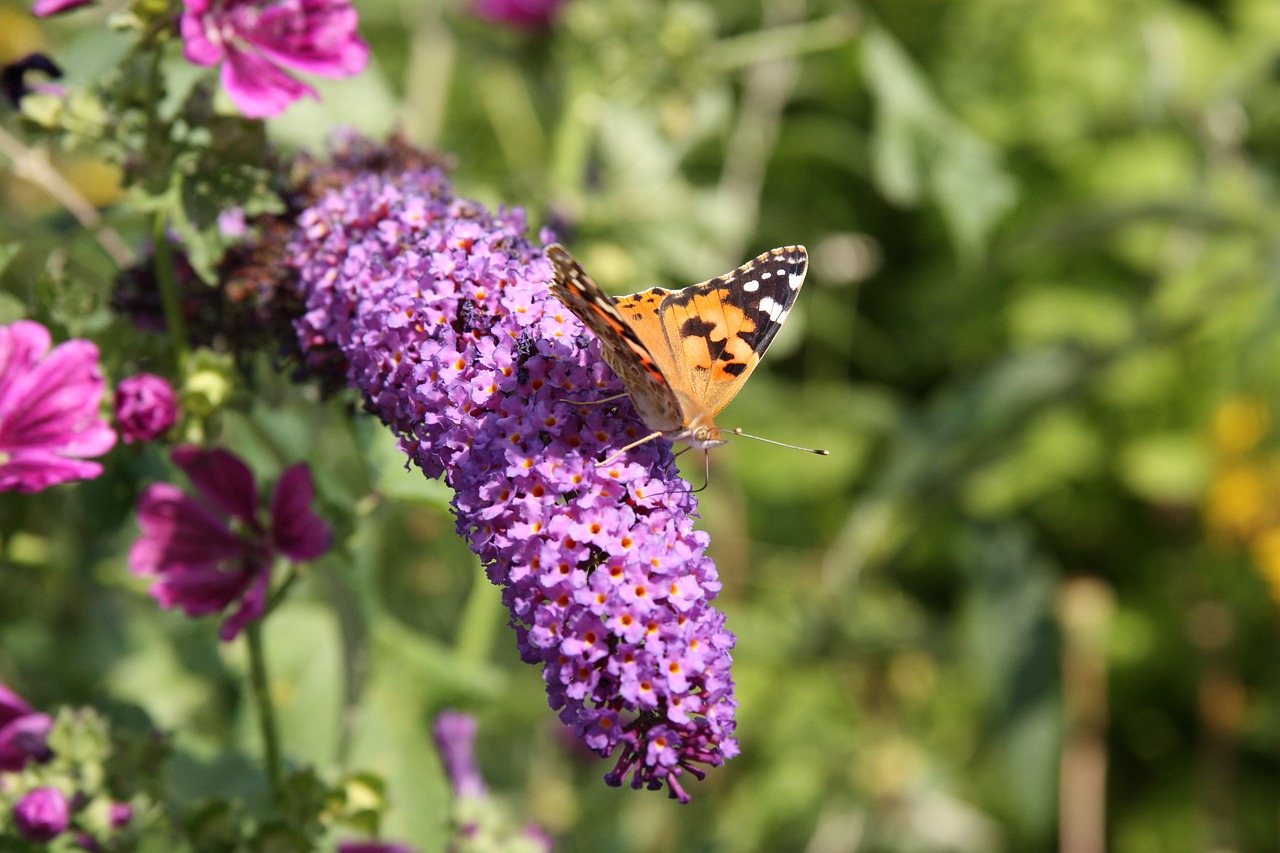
[{"left": 286, "top": 143, "right": 739, "bottom": 801}]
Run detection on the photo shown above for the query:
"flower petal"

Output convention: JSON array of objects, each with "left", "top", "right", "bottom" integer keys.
[
  {"left": 0, "top": 452, "right": 105, "bottom": 494},
  {"left": 171, "top": 446, "right": 260, "bottom": 527},
  {"left": 219, "top": 47, "right": 316, "bottom": 119},
  {"left": 247, "top": 0, "right": 369, "bottom": 77},
  {"left": 270, "top": 464, "right": 332, "bottom": 561},
  {"left": 218, "top": 566, "right": 271, "bottom": 641},
  {"left": 129, "top": 482, "right": 248, "bottom": 576}
]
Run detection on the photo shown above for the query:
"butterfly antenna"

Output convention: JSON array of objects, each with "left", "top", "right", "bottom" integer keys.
[{"left": 726, "top": 428, "right": 830, "bottom": 456}]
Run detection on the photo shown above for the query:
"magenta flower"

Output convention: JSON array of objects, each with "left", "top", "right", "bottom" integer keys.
[
  {"left": 31, "top": 0, "right": 93, "bottom": 16},
  {"left": 471, "top": 0, "right": 567, "bottom": 29},
  {"left": 289, "top": 143, "right": 738, "bottom": 802},
  {"left": 13, "top": 787, "right": 69, "bottom": 843},
  {"left": 180, "top": 0, "right": 370, "bottom": 119},
  {"left": 115, "top": 373, "right": 178, "bottom": 444},
  {"left": 129, "top": 446, "right": 332, "bottom": 641},
  {"left": 0, "top": 682, "right": 53, "bottom": 771},
  {"left": 0, "top": 320, "right": 116, "bottom": 494}
]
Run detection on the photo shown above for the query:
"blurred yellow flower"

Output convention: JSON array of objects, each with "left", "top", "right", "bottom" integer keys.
[
  {"left": 1210, "top": 397, "right": 1271, "bottom": 456},
  {"left": 1250, "top": 528, "right": 1280, "bottom": 605},
  {"left": 0, "top": 8, "right": 44, "bottom": 60},
  {"left": 1204, "top": 462, "right": 1276, "bottom": 542}
]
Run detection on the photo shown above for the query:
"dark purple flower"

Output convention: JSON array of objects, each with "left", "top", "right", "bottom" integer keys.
[
  {"left": 289, "top": 141, "right": 738, "bottom": 802},
  {"left": 31, "top": 0, "right": 93, "bottom": 16},
  {"left": 338, "top": 843, "right": 420, "bottom": 853},
  {"left": 0, "top": 682, "right": 53, "bottom": 771},
  {"left": 0, "top": 320, "right": 116, "bottom": 494},
  {"left": 433, "top": 711, "right": 487, "bottom": 799},
  {"left": 115, "top": 373, "right": 178, "bottom": 444},
  {"left": 471, "top": 0, "right": 567, "bottom": 29},
  {"left": 129, "top": 446, "right": 332, "bottom": 641},
  {"left": 180, "top": 0, "right": 370, "bottom": 119},
  {"left": 1, "top": 54, "right": 64, "bottom": 109},
  {"left": 13, "top": 787, "right": 69, "bottom": 843}
]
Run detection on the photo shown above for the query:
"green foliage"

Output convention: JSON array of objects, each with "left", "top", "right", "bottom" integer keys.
[{"left": 4, "top": 0, "right": 1280, "bottom": 850}]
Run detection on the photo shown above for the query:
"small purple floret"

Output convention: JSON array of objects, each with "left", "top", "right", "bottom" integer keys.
[{"left": 288, "top": 150, "right": 738, "bottom": 801}]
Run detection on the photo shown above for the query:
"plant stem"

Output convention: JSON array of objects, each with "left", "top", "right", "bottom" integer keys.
[
  {"left": 246, "top": 619, "right": 284, "bottom": 803},
  {"left": 152, "top": 210, "right": 191, "bottom": 369}
]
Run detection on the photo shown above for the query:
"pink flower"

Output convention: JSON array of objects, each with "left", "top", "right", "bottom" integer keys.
[
  {"left": 13, "top": 787, "right": 69, "bottom": 843},
  {"left": 0, "top": 320, "right": 116, "bottom": 493},
  {"left": 0, "top": 682, "right": 53, "bottom": 771},
  {"left": 180, "top": 0, "right": 370, "bottom": 119},
  {"left": 115, "top": 373, "right": 178, "bottom": 444},
  {"left": 31, "top": 0, "right": 94, "bottom": 17},
  {"left": 129, "top": 446, "right": 332, "bottom": 641},
  {"left": 472, "top": 0, "right": 567, "bottom": 28},
  {"left": 113, "top": 371, "right": 179, "bottom": 440}
]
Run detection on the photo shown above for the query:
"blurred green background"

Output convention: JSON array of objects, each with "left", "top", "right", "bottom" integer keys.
[{"left": 4, "top": 0, "right": 1280, "bottom": 850}]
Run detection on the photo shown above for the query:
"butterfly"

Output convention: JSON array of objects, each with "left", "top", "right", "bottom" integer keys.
[{"left": 546, "top": 243, "right": 826, "bottom": 463}]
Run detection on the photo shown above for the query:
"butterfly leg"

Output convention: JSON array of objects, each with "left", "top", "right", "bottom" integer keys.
[{"left": 596, "top": 430, "right": 665, "bottom": 466}]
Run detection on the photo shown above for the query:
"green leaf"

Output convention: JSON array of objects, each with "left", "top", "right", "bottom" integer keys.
[{"left": 863, "top": 25, "right": 1017, "bottom": 262}]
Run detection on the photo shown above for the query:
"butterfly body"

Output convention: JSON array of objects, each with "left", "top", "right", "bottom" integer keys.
[{"left": 547, "top": 243, "right": 809, "bottom": 456}]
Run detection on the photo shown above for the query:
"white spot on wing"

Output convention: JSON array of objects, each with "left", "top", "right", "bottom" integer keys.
[
  {"left": 759, "top": 296, "right": 784, "bottom": 321},
  {"left": 742, "top": 279, "right": 760, "bottom": 292},
  {"left": 789, "top": 272, "right": 805, "bottom": 290}
]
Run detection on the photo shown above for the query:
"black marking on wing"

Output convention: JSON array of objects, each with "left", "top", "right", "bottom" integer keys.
[
  {"left": 546, "top": 244, "right": 665, "bottom": 385},
  {"left": 665, "top": 245, "right": 808, "bottom": 365}
]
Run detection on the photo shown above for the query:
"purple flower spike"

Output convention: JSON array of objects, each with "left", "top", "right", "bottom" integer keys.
[
  {"left": 289, "top": 146, "right": 738, "bottom": 801},
  {"left": 115, "top": 372, "right": 178, "bottom": 444},
  {"left": 129, "top": 446, "right": 332, "bottom": 640},
  {"left": 0, "top": 320, "right": 117, "bottom": 493},
  {"left": 433, "top": 711, "right": 488, "bottom": 799},
  {"left": 13, "top": 787, "right": 69, "bottom": 843},
  {"left": 0, "top": 682, "right": 53, "bottom": 771},
  {"left": 180, "top": 0, "right": 370, "bottom": 119}
]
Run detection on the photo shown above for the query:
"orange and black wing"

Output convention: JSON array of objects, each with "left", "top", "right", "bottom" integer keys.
[
  {"left": 545, "top": 244, "right": 685, "bottom": 434},
  {"left": 656, "top": 245, "right": 808, "bottom": 416}
]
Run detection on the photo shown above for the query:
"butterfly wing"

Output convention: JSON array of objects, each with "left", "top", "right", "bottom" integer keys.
[
  {"left": 546, "top": 244, "right": 685, "bottom": 434},
  {"left": 656, "top": 245, "right": 808, "bottom": 417}
]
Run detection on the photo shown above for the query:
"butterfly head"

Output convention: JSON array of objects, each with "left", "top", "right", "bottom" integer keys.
[{"left": 680, "top": 412, "right": 727, "bottom": 451}]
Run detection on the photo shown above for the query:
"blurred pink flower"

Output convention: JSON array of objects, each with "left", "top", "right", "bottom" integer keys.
[
  {"left": 13, "top": 787, "right": 68, "bottom": 843},
  {"left": 180, "top": 0, "right": 370, "bottom": 119},
  {"left": 31, "top": 0, "right": 93, "bottom": 17},
  {"left": 115, "top": 373, "right": 178, "bottom": 444},
  {"left": 0, "top": 320, "right": 116, "bottom": 493},
  {"left": 0, "top": 682, "right": 53, "bottom": 771},
  {"left": 129, "top": 446, "right": 332, "bottom": 640},
  {"left": 472, "top": 0, "right": 567, "bottom": 29}
]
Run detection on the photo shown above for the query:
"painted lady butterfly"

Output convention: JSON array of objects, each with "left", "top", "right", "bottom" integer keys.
[{"left": 547, "top": 243, "right": 826, "bottom": 462}]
